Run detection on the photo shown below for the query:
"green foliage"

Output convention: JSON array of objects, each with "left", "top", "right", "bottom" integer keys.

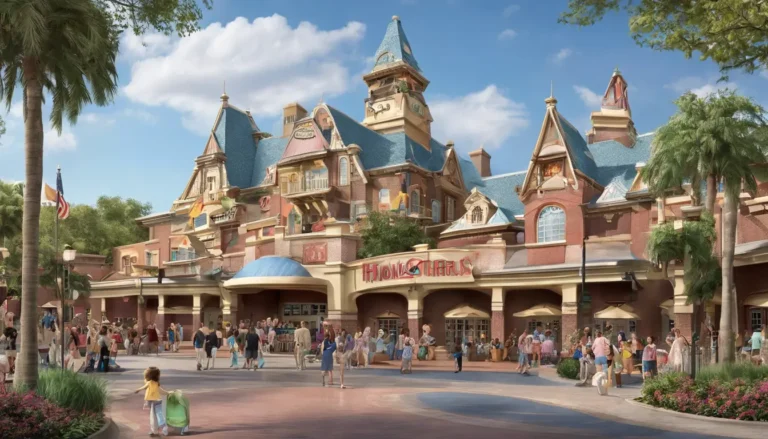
[
  {"left": 95, "top": 0, "right": 213, "bottom": 37},
  {"left": 695, "top": 363, "right": 768, "bottom": 386},
  {"left": 646, "top": 222, "right": 683, "bottom": 266},
  {"left": 0, "top": 181, "right": 23, "bottom": 242},
  {"left": 36, "top": 368, "right": 109, "bottom": 413},
  {"left": 60, "top": 413, "right": 104, "bottom": 439},
  {"left": 357, "top": 211, "right": 434, "bottom": 259},
  {"left": 556, "top": 358, "right": 580, "bottom": 380},
  {"left": 560, "top": 0, "right": 768, "bottom": 78},
  {"left": 640, "top": 372, "right": 689, "bottom": 404}
]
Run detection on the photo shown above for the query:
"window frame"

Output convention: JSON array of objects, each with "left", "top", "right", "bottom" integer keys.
[
  {"left": 471, "top": 206, "right": 483, "bottom": 224},
  {"left": 446, "top": 196, "right": 456, "bottom": 222},
  {"left": 431, "top": 199, "right": 441, "bottom": 223},
  {"left": 409, "top": 189, "right": 420, "bottom": 214},
  {"left": 338, "top": 156, "right": 349, "bottom": 186},
  {"left": 536, "top": 205, "right": 566, "bottom": 243}
]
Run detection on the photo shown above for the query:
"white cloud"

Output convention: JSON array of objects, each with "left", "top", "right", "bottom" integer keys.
[
  {"left": 498, "top": 29, "right": 517, "bottom": 41},
  {"left": 665, "top": 76, "right": 737, "bottom": 97},
  {"left": 573, "top": 85, "right": 602, "bottom": 107},
  {"left": 119, "top": 31, "right": 174, "bottom": 59},
  {"left": 123, "top": 15, "right": 366, "bottom": 135},
  {"left": 431, "top": 85, "right": 529, "bottom": 151},
  {"left": 551, "top": 48, "right": 573, "bottom": 64},
  {"left": 123, "top": 108, "right": 155, "bottom": 123},
  {"left": 81, "top": 113, "right": 116, "bottom": 126},
  {"left": 45, "top": 129, "right": 77, "bottom": 152},
  {"left": 9, "top": 101, "right": 23, "bottom": 118},
  {"left": 503, "top": 5, "right": 520, "bottom": 17}
]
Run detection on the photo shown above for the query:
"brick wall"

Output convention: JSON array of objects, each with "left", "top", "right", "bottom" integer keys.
[
  {"left": 423, "top": 290, "right": 491, "bottom": 345},
  {"left": 356, "top": 293, "right": 408, "bottom": 332}
]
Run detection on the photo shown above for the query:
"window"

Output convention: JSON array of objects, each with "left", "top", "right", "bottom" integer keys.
[
  {"left": 377, "top": 318, "right": 401, "bottom": 338},
  {"left": 145, "top": 251, "right": 154, "bottom": 267},
  {"left": 353, "top": 203, "right": 368, "bottom": 218},
  {"left": 171, "top": 249, "right": 178, "bottom": 261},
  {"left": 410, "top": 190, "right": 420, "bottom": 214},
  {"left": 207, "top": 176, "right": 215, "bottom": 191},
  {"left": 378, "top": 189, "right": 391, "bottom": 211},
  {"left": 629, "top": 320, "right": 637, "bottom": 334},
  {"left": 446, "top": 196, "right": 456, "bottom": 222},
  {"left": 471, "top": 206, "right": 483, "bottom": 224},
  {"left": 284, "top": 115, "right": 295, "bottom": 125},
  {"left": 188, "top": 249, "right": 196, "bottom": 260},
  {"left": 338, "top": 157, "right": 349, "bottom": 186},
  {"left": 445, "top": 318, "right": 489, "bottom": 351},
  {"left": 122, "top": 256, "right": 132, "bottom": 275},
  {"left": 194, "top": 213, "right": 207, "bottom": 229},
  {"left": 537, "top": 205, "right": 565, "bottom": 242},
  {"left": 751, "top": 309, "right": 763, "bottom": 331},
  {"left": 178, "top": 248, "right": 188, "bottom": 261},
  {"left": 431, "top": 200, "right": 441, "bottom": 223}
]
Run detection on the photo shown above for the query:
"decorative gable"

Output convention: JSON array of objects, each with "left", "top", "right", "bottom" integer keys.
[
  {"left": 463, "top": 188, "right": 497, "bottom": 225},
  {"left": 441, "top": 149, "right": 465, "bottom": 190}
]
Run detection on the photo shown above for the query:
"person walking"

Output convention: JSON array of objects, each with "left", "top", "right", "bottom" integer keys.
[
  {"left": 320, "top": 332, "right": 336, "bottom": 386},
  {"left": 168, "top": 324, "right": 176, "bottom": 353},
  {"left": 334, "top": 332, "right": 346, "bottom": 389},
  {"left": 97, "top": 326, "right": 110, "bottom": 373},
  {"left": 244, "top": 326, "right": 260, "bottom": 371},
  {"left": 592, "top": 330, "right": 610, "bottom": 373},
  {"left": 176, "top": 323, "right": 183, "bottom": 351},
  {"left": 228, "top": 329, "right": 238, "bottom": 368},
  {"left": 134, "top": 367, "right": 173, "bottom": 437},
  {"left": 294, "top": 321, "right": 311, "bottom": 371},
  {"left": 193, "top": 324, "right": 206, "bottom": 371},
  {"left": 204, "top": 325, "right": 220, "bottom": 370}
]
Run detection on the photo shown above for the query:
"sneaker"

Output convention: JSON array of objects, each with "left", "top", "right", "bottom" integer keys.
[
  {"left": 340, "top": 384, "right": 346, "bottom": 389},
  {"left": 148, "top": 432, "right": 157, "bottom": 437},
  {"left": 196, "top": 364, "right": 201, "bottom": 371},
  {"left": 161, "top": 426, "right": 168, "bottom": 436}
]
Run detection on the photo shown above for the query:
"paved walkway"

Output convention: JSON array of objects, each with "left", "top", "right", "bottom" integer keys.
[{"left": 101, "top": 353, "right": 761, "bottom": 438}]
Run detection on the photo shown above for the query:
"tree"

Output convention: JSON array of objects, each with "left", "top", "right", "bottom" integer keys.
[
  {"left": 643, "top": 91, "right": 768, "bottom": 363},
  {"left": 0, "top": 181, "right": 23, "bottom": 246},
  {"left": 1, "top": 0, "right": 210, "bottom": 392},
  {"left": 560, "top": 0, "right": 768, "bottom": 78},
  {"left": 357, "top": 211, "right": 434, "bottom": 259}
]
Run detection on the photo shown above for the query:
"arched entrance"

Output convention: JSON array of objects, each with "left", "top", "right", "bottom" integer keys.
[
  {"left": 356, "top": 293, "right": 407, "bottom": 338},
  {"left": 423, "top": 289, "right": 491, "bottom": 347}
]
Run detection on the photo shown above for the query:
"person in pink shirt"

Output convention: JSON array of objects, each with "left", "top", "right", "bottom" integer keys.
[
  {"left": 591, "top": 330, "right": 610, "bottom": 372},
  {"left": 642, "top": 336, "right": 658, "bottom": 380}
]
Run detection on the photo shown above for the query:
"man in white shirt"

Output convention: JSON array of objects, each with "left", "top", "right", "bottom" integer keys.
[{"left": 294, "top": 321, "right": 311, "bottom": 371}]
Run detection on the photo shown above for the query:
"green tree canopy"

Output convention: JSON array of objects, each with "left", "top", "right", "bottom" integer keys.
[
  {"left": 560, "top": 0, "right": 768, "bottom": 78},
  {"left": 0, "top": 181, "right": 23, "bottom": 244},
  {"left": 358, "top": 212, "right": 434, "bottom": 259}
]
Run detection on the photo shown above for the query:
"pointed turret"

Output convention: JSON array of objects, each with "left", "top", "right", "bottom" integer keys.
[
  {"left": 586, "top": 68, "right": 637, "bottom": 147},
  {"left": 362, "top": 16, "right": 433, "bottom": 150}
]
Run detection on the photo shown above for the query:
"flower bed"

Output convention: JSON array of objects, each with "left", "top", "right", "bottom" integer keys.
[
  {"left": 639, "top": 370, "right": 768, "bottom": 421},
  {"left": 0, "top": 392, "right": 104, "bottom": 439}
]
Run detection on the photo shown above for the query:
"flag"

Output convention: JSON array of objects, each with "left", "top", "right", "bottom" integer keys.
[
  {"left": 187, "top": 196, "right": 204, "bottom": 226},
  {"left": 44, "top": 182, "right": 69, "bottom": 220}
]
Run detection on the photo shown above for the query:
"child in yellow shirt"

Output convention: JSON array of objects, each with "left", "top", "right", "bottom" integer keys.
[{"left": 134, "top": 367, "right": 172, "bottom": 437}]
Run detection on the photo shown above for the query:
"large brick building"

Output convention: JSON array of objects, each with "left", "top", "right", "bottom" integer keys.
[{"left": 85, "top": 16, "right": 768, "bottom": 354}]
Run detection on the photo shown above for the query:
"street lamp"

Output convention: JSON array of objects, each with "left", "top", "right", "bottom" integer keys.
[
  {"left": 63, "top": 247, "right": 77, "bottom": 263},
  {"left": 59, "top": 246, "right": 76, "bottom": 369}
]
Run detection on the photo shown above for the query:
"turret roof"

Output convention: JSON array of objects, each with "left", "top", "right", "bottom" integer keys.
[{"left": 371, "top": 16, "right": 422, "bottom": 73}]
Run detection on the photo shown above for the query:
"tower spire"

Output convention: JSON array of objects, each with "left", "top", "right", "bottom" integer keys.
[
  {"left": 220, "top": 80, "right": 229, "bottom": 107},
  {"left": 545, "top": 80, "right": 557, "bottom": 107}
]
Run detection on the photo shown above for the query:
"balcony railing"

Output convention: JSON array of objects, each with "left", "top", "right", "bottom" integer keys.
[{"left": 285, "top": 176, "right": 329, "bottom": 195}]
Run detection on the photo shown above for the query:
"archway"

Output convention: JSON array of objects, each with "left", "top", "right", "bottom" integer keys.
[
  {"left": 423, "top": 289, "right": 491, "bottom": 347},
  {"left": 356, "top": 293, "right": 408, "bottom": 338}
]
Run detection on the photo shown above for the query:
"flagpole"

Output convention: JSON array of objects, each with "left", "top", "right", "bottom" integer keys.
[{"left": 56, "top": 166, "right": 65, "bottom": 370}]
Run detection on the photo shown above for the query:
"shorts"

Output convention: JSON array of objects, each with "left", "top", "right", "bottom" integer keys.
[
  {"left": 245, "top": 349, "right": 258, "bottom": 360},
  {"left": 642, "top": 360, "right": 658, "bottom": 375},
  {"left": 595, "top": 356, "right": 608, "bottom": 366}
]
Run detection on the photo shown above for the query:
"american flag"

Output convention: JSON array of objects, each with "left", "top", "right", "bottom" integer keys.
[{"left": 56, "top": 171, "right": 69, "bottom": 220}]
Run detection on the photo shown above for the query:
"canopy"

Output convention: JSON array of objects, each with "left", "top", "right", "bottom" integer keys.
[
  {"left": 513, "top": 304, "right": 562, "bottom": 318},
  {"left": 745, "top": 292, "right": 768, "bottom": 308},
  {"left": 376, "top": 311, "right": 401, "bottom": 318},
  {"left": 40, "top": 301, "right": 64, "bottom": 309},
  {"left": 594, "top": 304, "right": 640, "bottom": 320},
  {"left": 443, "top": 305, "right": 490, "bottom": 319}
]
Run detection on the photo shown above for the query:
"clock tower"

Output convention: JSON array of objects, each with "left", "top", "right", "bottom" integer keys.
[{"left": 362, "top": 16, "right": 433, "bottom": 150}]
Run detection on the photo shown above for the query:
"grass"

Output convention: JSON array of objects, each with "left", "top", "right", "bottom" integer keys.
[
  {"left": 36, "top": 369, "right": 109, "bottom": 413},
  {"left": 695, "top": 362, "right": 768, "bottom": 385}
]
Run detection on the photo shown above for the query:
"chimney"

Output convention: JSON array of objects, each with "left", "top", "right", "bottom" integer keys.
[
  {"left": 469, "top": 148, "right": 492, "bottom": 178},
  {"left": 282, "top": 102, "right": 308, "bottom": 138}
]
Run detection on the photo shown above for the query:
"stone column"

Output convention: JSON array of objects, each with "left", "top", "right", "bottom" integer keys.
[
  {"left": 407, "top": 297, "right": 423, "bottom": 340},
  {"left": 672, "top": 267, "right": 694, "bottom": 339},
  {"left": 561, "top": 284, "right": 578, "bottom": 354},
  {"left": 155, "top": 294, "right": 166, "bottom": 338},
  {"left": 491, "top": 287, "right": 506, "bottom": 342},
  {"left": 221, "top": 292, "right": 238, "bottom": 327},
  {"left": 192, "top": 294, "right": 202, "bottom": 333}
]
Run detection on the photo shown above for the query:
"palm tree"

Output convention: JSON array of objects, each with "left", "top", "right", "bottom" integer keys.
[
  {"left": 0, "top": 0, "right": 118, "bottom": 390},
  {"left": 643, "top": 90, "right": 768, "bottom": 363},
  {"left": 0, "top": 181, "right": 23, "bottom": 246}
]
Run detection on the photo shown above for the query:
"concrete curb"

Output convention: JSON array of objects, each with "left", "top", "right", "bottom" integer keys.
[
  {"left": 88, "top": 416, "right": 119, "bottom": 439},
  {"left": 624, "top": 398, "right": 765, "bottom": 425}
]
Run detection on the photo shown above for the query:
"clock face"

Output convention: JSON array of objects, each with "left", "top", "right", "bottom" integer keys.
[
  {"left": 411, "top": 102, "right": 423, "bottom": 116},
  {"left": 543, "top": 161, "right": 562, "bottom": 178}
]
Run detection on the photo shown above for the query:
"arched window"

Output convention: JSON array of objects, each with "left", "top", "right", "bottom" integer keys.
[
  {"left": 338, "top": 157, "right": 349, "bottom": 186},
  {"left": 471, "top": 206, "right": 483, "bottom": 224},
  {"left": 431, "top": 199, "right": 441, "bottom": 223},
  {"left": 410, "top": 190, "right": 420, "bottom": 214},
  {"left": 537, "top": 206, "right": 565, "bottom": 242}
]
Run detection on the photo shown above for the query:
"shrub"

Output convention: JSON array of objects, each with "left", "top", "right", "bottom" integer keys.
[
  {"left": 695, "top": 363, "right": 768, "bottom": 386},
  {"left": 557, "top": 358, "right": 580, "bottom": 379},
  {"left": 37, "top": 368, "right": 109, "bottom": 413},
  {"left": 0, "top": 392, "right": 103, "bottom": 439}
]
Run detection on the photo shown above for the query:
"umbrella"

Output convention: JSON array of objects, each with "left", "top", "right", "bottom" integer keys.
[
  {"left": 513, "top": 304, "right": 562, "bottom": 318},
  {"left": 594, "top": 305, "right": 640, "bottom": 320}
]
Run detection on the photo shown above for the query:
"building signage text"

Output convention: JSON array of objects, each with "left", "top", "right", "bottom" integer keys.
[{"left": 362, "top": 257, "right": 472, "bottom": 283}]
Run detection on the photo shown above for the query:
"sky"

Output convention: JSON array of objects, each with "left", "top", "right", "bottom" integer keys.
[{"left": 2, "top": 0, "right": 767, "bottom": 214}]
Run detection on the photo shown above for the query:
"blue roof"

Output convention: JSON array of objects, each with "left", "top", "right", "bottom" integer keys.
[
  {"left": 372, "top": 18, "right": 421, "bottom": 72},
  {"left": 232, "top": 256, "right": 312, "bottom": 279},
  {"left": 588, "top": 132, "right": 654, "bottom": 201},
  {"left": 213, "top": 106, "right": 259, "bottom": 189},
  {"left": 479, "top": 171, "right": 527, "bottom": 219},
  {"left": 458, "top": 156, "right": 484, "bottom": 190},
  {"left": 556, "top": 113, "right": 600, "bottom": 182},
  {"left": 251, "top": 136, "right": 288, "bottom": 187}
]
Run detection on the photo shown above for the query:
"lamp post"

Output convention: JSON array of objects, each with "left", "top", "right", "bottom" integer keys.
[{"left": 61, "top": 247, "right": 76, "bottom": 369}]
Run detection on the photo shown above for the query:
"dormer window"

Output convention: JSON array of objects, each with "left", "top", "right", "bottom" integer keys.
[
  {"left": 338, "top": 157, "right": 349, "bottom": 186},
  {"left": 537, "top": 205, "right": 565, "bottom": 243},
  {"left": 471, "top": 206, "right": 483, "bottom": 224},
  {"left": 543, "top": 161, "right": 563, "bottom": 178}
]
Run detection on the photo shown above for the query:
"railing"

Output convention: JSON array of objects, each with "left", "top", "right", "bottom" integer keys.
[
  {"left": 285, "top": 176, "right": 329, "bottom": 195},
  {"left": 211, "top": 208, "right": 237, "bottom": 225}
]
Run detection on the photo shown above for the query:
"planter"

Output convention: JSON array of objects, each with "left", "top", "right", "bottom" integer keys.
[{"left": 87, "top": 417, "right": 118, "bottom": 439}]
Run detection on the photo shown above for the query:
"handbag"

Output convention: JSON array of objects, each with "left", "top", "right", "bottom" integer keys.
[
  {"left": 417, "top": 346, "right": 427, "bottom": 360},
  {"left": 257, "top": 356, "right": 265, "bottom": 369}
]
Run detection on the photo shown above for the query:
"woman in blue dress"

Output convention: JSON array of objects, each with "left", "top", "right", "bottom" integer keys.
[{"left": 320, "top": 332, "right": 336, "bottom": 387}]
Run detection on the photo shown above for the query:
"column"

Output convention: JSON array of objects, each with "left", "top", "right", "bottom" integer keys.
[
  {"left": 561, "top": 284, "right": 578, "bottom": 354},
  {"left": 221, "top": 292, "right": 239, "bottom": 327},
  {"left": 326, "top": 311, "right": 357, "bottom": 336},
  {"left": 491, "top": 287, "right": 506, "bottom": 342},
  {"left": 155, "top": 294, "right": 166, "bottom": 336},
  {"left": 672, "top": 267, "right": 694, "bottom": 339},
  {"left": 192, "top": 294, "right": 202, "bottom": 333},
  {"left": 407, "top": 297, "right": 423, "bottom": 340}
]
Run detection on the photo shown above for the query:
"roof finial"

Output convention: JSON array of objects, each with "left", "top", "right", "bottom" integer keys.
[
  {"left": 220, "top": 80, "right": 229, "bottom": 106},
  {"left": 392, "top": 15, "right": 400, "bottom": 21},
  {"left": 318, "top": 92, "right": 325, "bottom": 105},
  {"left": 545, "top": 80, "right": 557, "bottom": 107},
  {"left": 613, "top": 66, "right": 621, "bottom": 76}
]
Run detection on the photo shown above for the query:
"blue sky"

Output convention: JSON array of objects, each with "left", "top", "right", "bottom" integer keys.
[{"left": 2, "top": 0, "right": 766, "bottom": 213}]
